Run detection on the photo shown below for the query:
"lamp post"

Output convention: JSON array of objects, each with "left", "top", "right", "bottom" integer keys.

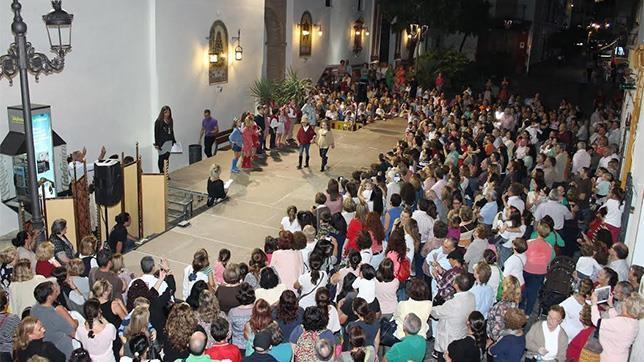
[{"left": 0, "top": 0, "right": 73, "bottom": 242}]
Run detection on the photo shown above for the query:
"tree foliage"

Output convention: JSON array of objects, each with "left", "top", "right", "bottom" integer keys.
[
  {"left": 381, "top": 0, "right": 490, "bottom": 52},
  {"left": 249, "top": 68, "right": 313, "bottom": 107},
  {"left": 416, "top": 49, "right": 474, "bottom": 91}
]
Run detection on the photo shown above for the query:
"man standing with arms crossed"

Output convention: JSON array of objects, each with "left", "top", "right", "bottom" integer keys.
[{"left": 200, "top": 109, "right": 219, "bottom": 158}]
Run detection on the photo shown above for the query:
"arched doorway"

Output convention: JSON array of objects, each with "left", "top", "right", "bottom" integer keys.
[{"left": 264, "top": 0, "right": 286, "bottom": 81}]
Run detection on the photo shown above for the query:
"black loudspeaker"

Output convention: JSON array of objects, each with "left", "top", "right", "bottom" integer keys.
[
  {"left": 356, "top": 81, "right": 368, "bottom": 103},
  {"left": 94, "top": 159, "right": 122, "bottom": 206}
]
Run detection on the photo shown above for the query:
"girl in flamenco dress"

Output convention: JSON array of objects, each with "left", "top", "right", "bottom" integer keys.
[{"left": 241, "top": 114, "right": 258, "bottom": 170}]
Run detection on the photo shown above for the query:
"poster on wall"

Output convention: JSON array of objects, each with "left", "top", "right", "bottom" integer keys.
[
  {"left": 209, "top": 20, "right": 229, "bottom": 84},
  {"left": 9, "top": 111, "right": 57, "bottom": 198}
]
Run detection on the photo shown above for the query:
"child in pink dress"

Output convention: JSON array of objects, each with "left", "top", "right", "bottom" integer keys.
[{"left": 213, "top": 248, "right": 231, "bottom": 285}]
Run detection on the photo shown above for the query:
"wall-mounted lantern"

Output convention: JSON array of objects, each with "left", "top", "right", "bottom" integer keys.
[{"left": 231, "top": 29, "right": 243, "bottom": 61}]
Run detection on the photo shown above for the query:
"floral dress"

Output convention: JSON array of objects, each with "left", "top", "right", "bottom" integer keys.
[{"left": 486, "top": 300, "right": 519, "bottom": 341}]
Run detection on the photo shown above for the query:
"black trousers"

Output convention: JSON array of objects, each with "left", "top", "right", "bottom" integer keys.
[
  {"left": 204, "top": 135, "right": 217, "bottom": 157},
  {"left": 269, "top": 128, "right": 276, "bottom": 149},
  {"left": 158, "top": 152, "right": 170, "bottom": 173},
  {"left": 319, "top": 147, "right": 329, "bottom": 170}
]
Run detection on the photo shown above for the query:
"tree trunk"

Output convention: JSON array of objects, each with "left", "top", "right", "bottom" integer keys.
[{"left": 459, "top": 33, "right": 468, "bottom": 53}]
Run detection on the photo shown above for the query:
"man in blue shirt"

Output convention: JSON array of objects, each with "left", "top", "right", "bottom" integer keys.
[
  {"left": 200, "top": 109, "right": 219, "bottom": 157},
  {"left": 479, "top": 190, "right": 499, "bottom": 227}
]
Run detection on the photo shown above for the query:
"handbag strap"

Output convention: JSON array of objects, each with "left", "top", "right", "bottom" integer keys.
[{"left": 299, "top": 272, "right": 325, "bottom": 301}]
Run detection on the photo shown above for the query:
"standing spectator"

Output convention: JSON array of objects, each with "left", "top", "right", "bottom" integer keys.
[
  {"left": 525, "top": 305, "right": 568, "bottom": 362},
  {"left": 316, "top": 120, "right": 335, "bottom": 172},
  {"left": 383, "top": 313, "right": 426, "bottom": 362},
  {"left": 392, "top": 278, "right": 432, "bottom": 340},
  {"left": 590, "top": 290, "right": 643, "bottom": 362},
  {"left": 90, "top": 249, "right": 126, "bottom": 302},
  {"left": 487, "top": 276, "right": 522, "bottom": 342},
  {"left": 430, "top": 273, "right": 476, "bottom": 358},
  {"left": 375, "top": 259, "right": 399, "bottom": 318},
  {"left": 470, "top": 262, "right": 495, "bottom": 318},
  {"left": 608, "top": 242, "right": 630, "bottom": 281},
  {"left": 522, "top": 221, "right": 554, "bottom": 315},
  {"left": 445, "top": 311, "right": 486, "bottom": 361},
  {"left": 488, "top": 308, "right": 528, "bottom": 362},
  {"left": 288, "top": 306, "right": 333, "bottom": 361},
  {"left": 559, "top": 278, "right": 593, "bottom": 341},
  {"left": 566, "top": 304, "right": 596, "bottom": 362}
]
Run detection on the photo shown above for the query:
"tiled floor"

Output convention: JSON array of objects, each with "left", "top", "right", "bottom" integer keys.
[{"left": 122, "top": 118, "right": 407, "bottom": 296}]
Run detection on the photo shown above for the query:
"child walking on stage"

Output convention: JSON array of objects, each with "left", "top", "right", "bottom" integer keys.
[
  {"left": 297, "top": 115, "right": 317, "bottom": 169},
  {"left": 228, "top": 118, "right": 243, "bottom": 173},
  {"left": 242, "top": 114, "right": 259, "bottom": 170}
]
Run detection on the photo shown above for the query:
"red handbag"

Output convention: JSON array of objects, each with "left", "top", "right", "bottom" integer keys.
[{"left": 397, "top": 257, "right": 411, "bottom": 281}]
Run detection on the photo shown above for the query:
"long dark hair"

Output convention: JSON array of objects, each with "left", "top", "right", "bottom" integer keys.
[
  {"left": 468, "top": 311, "right": 487, "bottom": 353},
  {"left": 275, "top": 290, "right": 299, "bottom": 322},
  {"left": 157, "top": 105, "right": 173, "bottom": 124},
  {"left": 84, "top": 298, "right": 101, "bottom": 339},
  {"left": 309, "top": 252, "right": 323, "bottom": 284}
]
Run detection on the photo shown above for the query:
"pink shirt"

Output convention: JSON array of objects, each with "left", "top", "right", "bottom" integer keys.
[
  {"left": 375, "top": 279, "right": 400, "bottom": 315},
  {"left": 324, "top": 193, "right": 343, "bottom": 215},
  {"left": 270, "top": 249, "right": 304, "bottom": 291},
  {"left": 213, "top": 262, "right": 226, "bottom": 285},
  {"left": 524, "top": 238, "right": 553, "bottom": 275},
  {"left": 591, "top": 305, "right": 640, "bottom": 362}
]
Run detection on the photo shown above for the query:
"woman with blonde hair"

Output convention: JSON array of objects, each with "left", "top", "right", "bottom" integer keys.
[
  {"left": 207, "top": 164, "right": 227, "bottom": 206},
  {"left": 591, "top": 291, "right": 643, "bottom": 361},
  {"left": 122, "top": 305, "right": 154, "bottom": 358},
  {"left": 67, "top": 258, "right": 91, "bottom": 299},
  {"left": 9, "top": 259, "right": 48, "bottom": 316},
  {"left": 110, "top": 253, "right": 134, "bottom": 300},
  {"left": 35, "top": 242, "right": 57, "bottom": 278},
  {"left": 13, "top": 316, "right": 65, "bottom": 361},
  {"left": 93, "top": 279, "right": 127, "bottom": 334},
  {"left": 78, "top": 235, "right": 98, "bottom": 277},
  {"left": 486, "top": 275, "right": 522, "bottom": 342}
]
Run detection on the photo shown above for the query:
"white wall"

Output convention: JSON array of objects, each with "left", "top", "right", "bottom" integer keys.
[
  {"left": 623, "top": 91, "right": 644, "bottom": 266},
  {"left": 287, "top": 0, "right": 374, "bottom": 81},
  {"left": 0, "top": 0, "right": 153, "bottom": 234},
  {"left": 152, "top": 0, "right": 265, "bottom": 171}
]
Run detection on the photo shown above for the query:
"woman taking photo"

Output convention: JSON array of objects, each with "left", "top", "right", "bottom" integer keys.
[
  {"left": 153, "top": 105, "right": 176, "bottom": 174},
  {"left": 316, "top": 120, "right": 335, "bottom": 172},
  {"left": 75, "top": 298, "right": 117, "bottom": 361},
  {"left": 228, "top": 117, "right": 244, "bottom": 173},
  {"left": 590, "top": 290, "right": 643, "bottom": 361},
  {"left": 13, "top": 316, "right": 66, "bottom": 361}
]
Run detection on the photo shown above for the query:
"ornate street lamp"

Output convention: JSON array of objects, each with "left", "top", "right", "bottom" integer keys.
[{"left": 0, "top": 0, "right": 74, "bottom": 242}]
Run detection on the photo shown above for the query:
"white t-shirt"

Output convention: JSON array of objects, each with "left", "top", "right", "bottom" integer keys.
[
  {"left": 298, "top": 271, "right": 328, "bottom": 309},
  {"left": 560, "top": 296, "right": 587, "bottom": 342},
  {"left": 412, "top": 210, "right": 435, "bottom": 244},
  {"left": 601, "top": 199, "right": 624, "bottom": 228},
  {"left": 503, "top": 253, "right": 526, "bottom": 285},
  {"left": 542, "top": 323, "right": 562, "bottom": 360},
  {"left": 360, "top": 249, "right": 373, "bottom": 265},
  {"left": 326, "top": 306, "right": 341, "bottom": 333},
  {"left": 404, "top": 234, "right": 415, "bottom": 274},
  {"left": 499, "top": 225, "right": 527, "bottom": 248},
  {"left": 352, "top": 277, "right": 376, "bottom": 303},
  {"left": 182, "top": 265, "right": 209, "bottom": 300},
  {"left": 280, "top": 216, "right": 301, "bottom": 233},
  {"left": 575, "top": 256, "right": 602, "bottom": 278}
]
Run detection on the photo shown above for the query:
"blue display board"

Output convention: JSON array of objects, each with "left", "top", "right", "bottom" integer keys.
[{"left": 32, "top": 112, "right": 56, "bottom": 197}]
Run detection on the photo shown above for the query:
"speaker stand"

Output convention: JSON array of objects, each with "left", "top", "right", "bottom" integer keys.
[{"left": 103, "top": 204, "right": 109, "bottom": 247}]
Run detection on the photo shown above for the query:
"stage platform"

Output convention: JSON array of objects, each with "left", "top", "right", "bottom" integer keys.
[{"left": 122, "top": 118, "right": 406, "bottom": 295}]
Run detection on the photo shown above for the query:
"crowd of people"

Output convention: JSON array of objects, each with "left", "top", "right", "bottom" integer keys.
[{"left": 0, "top": 62, "right": 643, "bottom": 362}]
